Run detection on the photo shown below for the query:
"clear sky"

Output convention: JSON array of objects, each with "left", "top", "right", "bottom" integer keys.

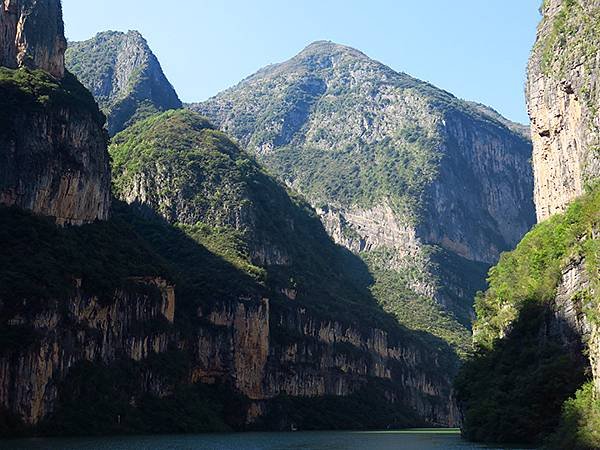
[{"left": 61, "top": 0, "right": 541, "bottom": 124}]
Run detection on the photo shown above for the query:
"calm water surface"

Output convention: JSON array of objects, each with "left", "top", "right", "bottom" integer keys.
[{"left": 0, "top": 429, "right": 530, "bottom": 450}]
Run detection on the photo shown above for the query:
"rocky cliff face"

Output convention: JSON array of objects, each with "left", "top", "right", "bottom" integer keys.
[
  {"left": 65, "top": 30, "right": 182, "bottom": 135},
  {"left": 458, "top": 10, "right": 600, "bottom": 437},
  {"left": 0, "top": 0, "right": 66, "bottom": 78},
  {"left": 527, "top": 0, "right": 600, "bottom": 418},
  {"left": 0, "top": 8, "right": 462, "bottom": 429},
  {"left": 527, "top": 0, "right": 600, "bottom": 221},
  {"left": 193, "top": 41, "right": 536, "bottom": 328},
  {"left": 0, "top": 1, "right": 110, "bottom": 225},
  {"left": 0, "top": 70, "right": 111, "bottom": 225},
  {"left": 107, "top": 109, "right": 461, "bottom": 428},
  {"left": 0, "top": 277, "right": 175, "bottom": 424}
]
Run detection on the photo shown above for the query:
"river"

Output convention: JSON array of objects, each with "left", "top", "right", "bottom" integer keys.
[{"left": 0, "top": 429, "right": 530, "bottom": 449}]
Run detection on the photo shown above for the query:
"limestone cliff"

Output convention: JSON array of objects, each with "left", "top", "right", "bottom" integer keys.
[
  {"left": 0, "top": 0, "right": 110, "bottom": 225},
  {"left": 0, "top": 69, "right": 111, "bottom": 225},
  {"left": 527, "top": 0, "right": 600, "bottom": 221},
  {"left": 193, "top": 41, "right": 536, "bottom": 329},
  {"left": 457, "top": 187, "right": 599, "bottom": 445},
  {"left": 0, "top": 277, "right": 175, "bottom": 424},
  {"left": 65, "top": 30, "right": 182, "bottom": 135},
  {"left": 0, "top": 0, "right": 66, "bottom": 78},
  {"left": 107, "top": 109, "right": 461, "bottom": 429},
  {"left": 459, "top": 18, "right": 600, "bottom": 437},
  {"left": 526, "top": 0, "right": 600, "bottom": 441}
]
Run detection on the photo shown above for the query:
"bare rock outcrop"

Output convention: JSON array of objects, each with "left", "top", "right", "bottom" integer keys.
[
  {"left": 0, "top": 0, "right": 111, "bottom": 225},
  {"left": 527, "top": 0, "right": 600, "bottom": 221},
  {"left": 0, "top": 0, "right": 66, "bottom": 78}
]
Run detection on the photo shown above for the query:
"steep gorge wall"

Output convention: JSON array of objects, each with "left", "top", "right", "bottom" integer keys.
[
  {"left": 0, "top": 275, "right": 458, "bottom": 428},
  {"left": 0, "top": 87, "right": 111, "bottom": 225},
  {"left": 0, "top": 0, "right": 111, "bottom": 225},
  {"left": 0, "top": 3, "right": 460, "bottom": 431},
  {"left": 527, "top": 0, "right": 600, "bottom": 221},
  {"left": 194, "top": 41, "right": 536, "bottom": 325},
  {"left": 0, "top": 277, "right": 175, "bottom": 425},
  {"left": 0, "top": 0, "right": 66, "bottom": 78},
  {"left": 527, "top": 0, "right": 600, "bottom": 393}
]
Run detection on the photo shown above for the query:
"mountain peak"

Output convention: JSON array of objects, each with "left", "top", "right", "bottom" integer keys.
[
  {"left": 66, "top": 29, "right": 182, "bottom": 135},
  {"left": 295, "top": 40, "right": 370, "bottom": 61}
]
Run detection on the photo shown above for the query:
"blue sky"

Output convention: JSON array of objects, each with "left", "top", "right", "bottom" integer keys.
[{"left": 61, "top": 1, "right": 541, "bottom": 124}]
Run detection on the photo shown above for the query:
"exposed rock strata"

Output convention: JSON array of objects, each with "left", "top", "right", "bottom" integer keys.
[
  {"left": 527, "top": 0, "right": 600, "bottom": 398},
  {"left": 0, "top": 0, "right": 66, "bottom": 78},
  {"left": 0, "top": 0, "right": 111, "bottom": 225},
  {"left": 193, "top": 41, "right": 536, "bottom": 320},
  {"left": 0, "top": 280, "right": 459, "bottom": 427},
  {"left": 0, "top": 94, "right": 111, "bottom": 225},
  {"left": 527, "top": 0, "right": 600, "bottom": 221},
  {"left": 0, "top": 277, "right": 175, "bottom": 424}
]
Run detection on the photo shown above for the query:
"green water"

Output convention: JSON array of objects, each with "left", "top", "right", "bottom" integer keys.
[{"left": 0, "top": 429, "right": 531, "bottom": 449}]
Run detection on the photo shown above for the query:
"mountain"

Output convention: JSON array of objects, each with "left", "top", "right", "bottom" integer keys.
[
  {"left": 457, "top": 1, "right": 600, "bottom": 447},
  {"left": 0, "top": 1, "right": 110, "bottom": 225},
  {"left": 65, "top": 30, "right": 182, "bottom": 135},
  {"left": 0, "top": 4, "right": 462, "bottom": 434},
  {"left": 0, "top": 0, "right": 66, "bottom": 78},
  {"left": 192, "top": 41, "right": 536, "bottom": 332},
  {"left": 107, "top": 109, "right": 462, "bottom": 430},
  {"left": 527, "top": 0, "right": 600, "bottom": 221}
]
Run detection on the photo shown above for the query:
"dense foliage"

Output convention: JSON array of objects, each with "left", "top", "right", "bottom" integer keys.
[
  {"left": 364, "top": 248, "right": 474, "bottom": 357},
  {"left": 456, "top": 302, "right": 587, "bottom": 444},
  {"left": 108, "top": 110, "right": 462, "bottom": 343},
  {"left": 0, "top": 67, "right": 104, "bottom": 125},
  {"left": 551, "top": 381, "right": 600, "bottom": 450},
  {"left": 0, "top": 109, "right": 452, "bottom": 434},
  {"left": 0, "top": 206, "right": 169, "bottom": 305},
  {"left": 457, "top": 184, "right": 600, "bottom": 445},
  {"left": 473, "top": 183, "right": 599, "bottom": 349}
]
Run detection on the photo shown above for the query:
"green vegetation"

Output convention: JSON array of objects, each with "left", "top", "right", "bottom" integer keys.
[
  {"left": 66, "top": 30, "right": 181, "bottom": 134},
  {"left": 457, "top": 183, "right": 600, "bottom": 445},
  {"left": 364, "top": 249, "right": 472, "bottom": 358},
  {"left": 256, "top": 381, "right": 423, "bottom": 431},
  {"left": 0, "top": 67, "right": 104, "bottom": 126},
  {"left": 266, "top": 126, "right": 442, "bottom": 219},
  {"left": 0, "top": 206, "right": 170, "bottom": 305},
  {"left": 550, "top": 381, "right": 600, "bottom": 450},
  {"left": 538, "top": 0, "right": 600, "bottom": 113},
  {"left": 195, "top": 41, "right": 534, "bottom": 368},
  {"left": 109, "top": 110, "right": 444, "bottom": 336},
  {"left": 473, "top": 183, "right": 599, "bottom": 349},
  {"left": 65, "top": 32, "right": 124, "bottom": 106},
  {"left": 1, "top": 104, "right": 464, "bottom": 435},
  {"left": 179, "top": 222, "right": 266, "bottom": 281},
  {"left": 456, "top": 301, "right": 587, "bottom": 445}
]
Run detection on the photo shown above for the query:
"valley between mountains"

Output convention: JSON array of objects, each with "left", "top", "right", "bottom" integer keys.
[{"left": 0, "top": 1, "right": 598, "bottom": 448}]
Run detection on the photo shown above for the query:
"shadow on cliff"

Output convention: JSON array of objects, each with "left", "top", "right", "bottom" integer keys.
[
  {"left": 455, "top": 301, "right": 589, "bottom": 445},
  {"left": 0, "top": 199, "right": 463, "bottom": 435},
  {"left": 117, "top": 196, "right": 463, "bottom": 376},
  {"left": 112, "top": 200, "right": 265, "bottom": 323}
]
